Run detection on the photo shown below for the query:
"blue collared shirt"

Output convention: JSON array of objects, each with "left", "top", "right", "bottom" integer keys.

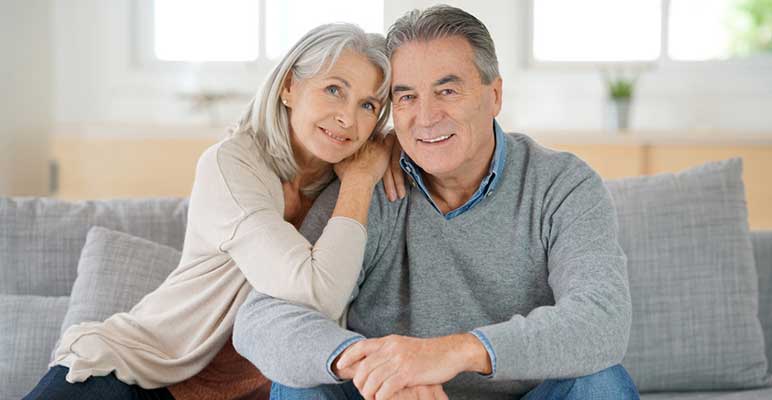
[{"left": 399, "top": 120, "right": 507, "bottom": 220}]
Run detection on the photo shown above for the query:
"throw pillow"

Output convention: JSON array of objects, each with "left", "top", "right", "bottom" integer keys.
[
  {"left": 606, "top": 158, "right": 771, "bottom": 391},
  {"left": 751, "top": 231, "right": 772, "bottom": 376},
  {"left": 0, "top": 295, "right": 69, "bottom": 399},
  {"left": 60, "top": 226, "right": 181, "bottom": 334}
]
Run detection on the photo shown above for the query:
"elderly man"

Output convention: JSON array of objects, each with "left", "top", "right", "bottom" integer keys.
[{"left": 234, "top": 5, "right": 639, "bottom": 400}]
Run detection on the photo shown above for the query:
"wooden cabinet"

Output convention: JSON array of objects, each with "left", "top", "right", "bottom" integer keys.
[
  {"left": 535, "top": 132, "right": 772, "bottom": 230},
  {"left": 51, "top": 129, "right": 772, "bottom": 229}
]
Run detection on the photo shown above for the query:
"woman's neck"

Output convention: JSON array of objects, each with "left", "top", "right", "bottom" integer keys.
[{"left": 289, "top": 131, "right": 332, "bottom": 190}]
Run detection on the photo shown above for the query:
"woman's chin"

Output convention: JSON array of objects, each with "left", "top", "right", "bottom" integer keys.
[{"left": 310, "top": 150, "right": 348, "bottom": 165}]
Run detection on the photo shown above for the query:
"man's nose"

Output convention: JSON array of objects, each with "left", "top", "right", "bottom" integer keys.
[{"left": 416, "top": 97, "right": 442, "bottom": 127}]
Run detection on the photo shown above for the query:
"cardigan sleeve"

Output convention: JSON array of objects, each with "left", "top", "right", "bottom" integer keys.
[{"left": 187, "top": 137, "right": 367, "bottom": 322}]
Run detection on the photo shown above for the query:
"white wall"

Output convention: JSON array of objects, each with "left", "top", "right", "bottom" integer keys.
[
  {"left": 51, "top": 0, "right": 772, "bottom": 137},
  {"left": 0, "top": 0, "right": 53, "bottom": 196}
]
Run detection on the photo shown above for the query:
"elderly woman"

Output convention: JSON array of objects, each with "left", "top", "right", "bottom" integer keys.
[{"left": 25, "top": 23, "right": 397, "bottom": 400}]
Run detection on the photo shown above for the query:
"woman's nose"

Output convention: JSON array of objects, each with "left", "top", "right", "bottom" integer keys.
[
  {"left": 335, "top": 113, "right": 351, "bottom": 128},
  {"left": 335, "top": 106, "right": 355, "bottom": 128}
]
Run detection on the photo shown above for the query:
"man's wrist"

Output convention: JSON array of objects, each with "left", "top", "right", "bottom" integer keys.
[
  {"left": 457, "top": 333, "right": 493, "bottom": 375},
  {"left": 326, "top": 336, "right": 365, "bottom": 382},
  {"left": 331, "top": 351, "right": 355, "bottom": 380}
]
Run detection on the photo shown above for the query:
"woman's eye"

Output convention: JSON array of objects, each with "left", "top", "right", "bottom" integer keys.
[
  {"left": 326, "top": 85, "right": 341, "bottom": 96},
  {"left": 362, "top": 102, "right": 376, "bottom": 112}
]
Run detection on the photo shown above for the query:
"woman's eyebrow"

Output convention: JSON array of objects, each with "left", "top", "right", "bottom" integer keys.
[
  {"left": 328, "top": 76, "right": 351, "bottom": 88},
  {"left": 364, "top": 96, "right": 381, "bottom": 106}
]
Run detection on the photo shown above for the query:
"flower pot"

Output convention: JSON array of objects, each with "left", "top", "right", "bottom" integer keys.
[{"left": 607, "top": 98, "right": 632, "bottom": 132}]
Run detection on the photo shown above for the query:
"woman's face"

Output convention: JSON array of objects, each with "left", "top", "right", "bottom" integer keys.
[{"left": 282, "top": 49, "right": 384, "bottom": 165}]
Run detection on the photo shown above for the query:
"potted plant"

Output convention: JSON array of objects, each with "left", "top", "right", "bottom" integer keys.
[{"left": 603, "top": 71, "right": 637, "bottom": 132}]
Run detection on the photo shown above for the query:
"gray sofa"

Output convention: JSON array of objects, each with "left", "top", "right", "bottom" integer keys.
[{"left": 1, "top": 157, "right": 771, "bottom": 399}]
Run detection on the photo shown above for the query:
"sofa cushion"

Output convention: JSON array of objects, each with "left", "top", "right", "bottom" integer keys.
[
  {"left": 61, "top": 226, "right": 182, "bottom": 334},
  {"left": 0, "top": 197, "right": 188, "bottom": 297},
  {"left": 606, "top": 158, "right": 771, "bottom": 391},
  {"left": 640, "top": 387, "right": 772, "bottom": 399},
  {"left": 750, "top": 230, "right": 772, "bottom": 375},
  {"left": 0, "top": 295, "right": 69, "bottom": 400}
]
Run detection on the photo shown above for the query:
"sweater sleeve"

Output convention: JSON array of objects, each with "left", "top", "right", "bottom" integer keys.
[
  {"left": 188, "top": 138, "right": 366, "bottom": 322},
  {"left": 233, "top": 290, "right": 363, "bottom": 388},
  {"left": 233, "top": 180, "right": 390, "bottom": 388},
  {"left": 473, "top": 157, "right": 632, "bottom": 381}
]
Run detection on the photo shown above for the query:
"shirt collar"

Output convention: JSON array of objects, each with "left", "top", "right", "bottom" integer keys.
[{"left": 399, "top": 119, "right": 507, "bottom": 220}]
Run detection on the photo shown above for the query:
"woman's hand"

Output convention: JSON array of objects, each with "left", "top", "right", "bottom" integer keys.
[
  {"left": 334, "top": 134, "right": 395, "bottom": 188},
  {"left": 381, "top": 132, "right": 407, "bottom": 202}
]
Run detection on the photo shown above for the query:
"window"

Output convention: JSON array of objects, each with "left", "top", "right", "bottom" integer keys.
[
  {"left": 148, "top": 0, "right": 384, "bottom": 64},
  {"left": 669, "top": 0, "right": 772, "bottom": 61},
  {"left": 154, "top": 0, "right": 260, "bottom": 62},
  {"left": 532, "top": 0, "right": 661, "bottom": 62},
  {"left": 265, "top": 0, "right": 383, "bottom": 59},
  {"left": 530, "top": 0, "right": 772, "bottom": 65}
]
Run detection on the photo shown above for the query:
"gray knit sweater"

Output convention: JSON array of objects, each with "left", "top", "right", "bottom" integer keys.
[{"left": 233, "top": 132, "right": 632, "bottom": 399}]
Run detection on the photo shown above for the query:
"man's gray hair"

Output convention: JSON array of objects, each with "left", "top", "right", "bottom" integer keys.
[
  {"left": 386, "top": 5, "right": 499, "bottom": 84},
  {"left": 230, "top": 23, "right": 391, "bottom": 195}
]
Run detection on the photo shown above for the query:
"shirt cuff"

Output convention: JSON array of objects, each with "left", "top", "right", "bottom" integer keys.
[
  {"left": 326, "top": 335, "right": 366, "bottom": 382},
  {"left": 470, "top": 329, "right": 497, "bottom": 379}
]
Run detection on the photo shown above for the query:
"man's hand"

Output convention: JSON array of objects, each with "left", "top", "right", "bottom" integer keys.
[
  {"left": 390, "top": 384, "right": 448, "bottom": 400},
  {"left": 333, "top": 356, "right": 447, "bottom": 400},
  {"left": 334, "top": 333, "right": 491, "bottom": 400}
]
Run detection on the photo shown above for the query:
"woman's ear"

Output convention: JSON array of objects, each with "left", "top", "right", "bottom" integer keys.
[{"left": 281, "top": 74, "right": 294, "bottom": 107}]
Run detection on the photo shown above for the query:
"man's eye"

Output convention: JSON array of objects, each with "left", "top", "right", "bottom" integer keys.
[
  {"left": 399, "top": 94, "right": 415, "bottom": 102},
  {"left": 440, "top": 88, "right": 456, "bottom": 96},
  {"left": 326, "top": 85, "right": 341, "bottom": 96}
]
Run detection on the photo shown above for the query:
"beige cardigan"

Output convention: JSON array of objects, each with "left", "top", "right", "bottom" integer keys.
[{"left": 51, "top": 132, "right": 366, "bottom": 388}]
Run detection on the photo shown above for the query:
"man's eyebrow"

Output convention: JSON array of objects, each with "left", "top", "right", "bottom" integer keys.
[
  {"left": 392, "top": 84, "right": 413, "bottom": 93},
  {"left": 328, "top": 76, "right": 351, "bottom": 88},
  {"left": 434, "top": 74, "right": 461, "bottom": 86}
]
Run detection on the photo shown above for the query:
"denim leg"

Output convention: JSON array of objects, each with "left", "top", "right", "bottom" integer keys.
[
  {"left": 522, "top": 364, "right": 640, "bottom": 400},
  {"left": 270, "top": 381, "right": 363, "bottom": 400},
  {"left": 23, "top": 365, "right": 174, "bottom": 400}
]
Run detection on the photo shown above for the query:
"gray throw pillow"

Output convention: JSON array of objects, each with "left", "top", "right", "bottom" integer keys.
[
  {"left": 606, "top": 158, "right": 771, "bottom": 391},
  {"left": 0, "top": 295, "right": 69, "bottom": 400},
  {"left": 751, "top": 231, "right": 772, "bottom": 376},
  {"left": 60, "top": 226, "right": 181, "bottom": 334}
]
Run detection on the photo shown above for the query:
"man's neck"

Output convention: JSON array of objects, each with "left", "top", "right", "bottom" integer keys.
[{"left": 425, "top": 139, "right": 495, "bottom": 214}]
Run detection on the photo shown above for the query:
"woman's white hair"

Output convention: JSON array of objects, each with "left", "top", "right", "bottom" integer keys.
[{"left": 230, "top": 23, "right": 391, "bottom": 195}]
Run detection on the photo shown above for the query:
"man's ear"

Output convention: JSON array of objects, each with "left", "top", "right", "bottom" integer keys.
[{"left": 489, "top": 76, "right": 503, "bottom": 117}]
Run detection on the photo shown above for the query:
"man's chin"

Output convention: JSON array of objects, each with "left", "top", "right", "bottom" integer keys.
[{"left": 414, "top": 160, "right": 460, "bottom": 179}]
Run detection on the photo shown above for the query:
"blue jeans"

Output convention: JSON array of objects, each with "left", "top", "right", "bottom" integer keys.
[
  {"left": 23, "top": 365, "right": 175, "bottom": 400},
  {"left": 270, "top": 364, "right": 640, "bottom": 400}
]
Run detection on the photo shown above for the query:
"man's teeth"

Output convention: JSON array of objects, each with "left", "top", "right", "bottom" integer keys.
[
  {"left": 322, "top": 127, "right": 346, "bottom": 142},
  {"left": 420, "top": 135, "right": 451, "bottom": 143}
]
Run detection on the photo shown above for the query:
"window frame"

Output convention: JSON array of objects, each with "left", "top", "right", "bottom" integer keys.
[
  {"left": 525, "top": 0, "right": 772, "bottom": 71},
  {"left": 132, "top": 0, "right": 273, "bottom": 76}
]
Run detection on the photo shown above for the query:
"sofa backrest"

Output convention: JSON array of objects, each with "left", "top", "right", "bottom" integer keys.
[
  {"left": 1, "top": 196, "right": 771, "bottom": 373},
  {"left": 751, "top": 230, "right": 772, "bottom": 374},
  {"left": 0, "top": 197, "right": 189, "bottom": 296}
]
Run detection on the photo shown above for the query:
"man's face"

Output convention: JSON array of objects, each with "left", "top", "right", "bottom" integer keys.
[{"left": 390, "top": 36, "right": 502, "bottom": 180}]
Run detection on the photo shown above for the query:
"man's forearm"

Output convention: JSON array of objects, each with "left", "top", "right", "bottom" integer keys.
[{"left": 232, "top": 289, "right": 362, "bottom": 388}]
